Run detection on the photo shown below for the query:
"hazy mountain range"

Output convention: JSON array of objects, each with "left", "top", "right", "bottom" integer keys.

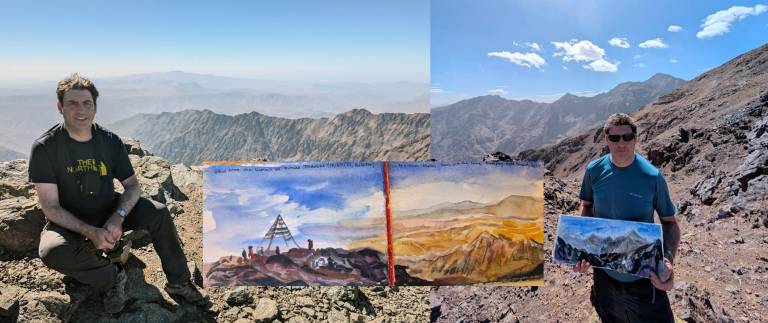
[
  {"left": 0, "top": 71, "right": 428, "bottom": 155},
  {"left": 0, "top": 146, "right": 25, "bottom": 161},
  {"left": 109, "top": 108, "right": 430, "bottom": 165},
  {"left": 431, "top": 73, "right": 686, "bottom": 161}
]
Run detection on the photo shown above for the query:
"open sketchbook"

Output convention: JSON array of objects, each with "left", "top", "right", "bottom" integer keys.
[
  {"left": 553, "top": 215, "right": 665, "bottom": 278},
  {"left": 202, "top": 161, "right": 543, "bottom": 286}
]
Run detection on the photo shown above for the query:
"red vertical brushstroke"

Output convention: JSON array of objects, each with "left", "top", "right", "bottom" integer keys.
[{"left": 383, "top": 161, "right": 395, "bottom": 286}]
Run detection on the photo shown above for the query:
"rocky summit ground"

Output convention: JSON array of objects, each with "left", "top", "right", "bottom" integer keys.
[{"left": 0, "top": 140, "right": 430, "bottom": 323}]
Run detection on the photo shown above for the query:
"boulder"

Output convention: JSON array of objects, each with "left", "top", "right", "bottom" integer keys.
[
  {"left": 170, "top": 164, "right": 202, "bottom": 197},
  {"left": 0, "top": 196, "right": 45, "bottom": 255},
  {"left": 690, "top": 175, "right": 721, "bottom": 205},
  {"left": 734, "top": 149, "right": 768, "bottom": 191},
  {"left": 0, "top": 285, "right": 26, "bottom": 323},
  {"left": 0, "top": 160, "right": 34, "bottom": 199},
  {"left": 323, "top": 286, "right": 361, "bottom": 303},
  {"left": 122, "top": 138, "right": 152, "bottom": 158},
  {"left": 130, "top": 155, "right": 187, "bottom": 203},
  {"left": 113, "top": 302, "right": 176, "bottom": 323},
  {"left": 674, "top": 283, "right": 734, "bottom": 323},
  {"left": 252, "top": 297, "right": 279, "bottom": 322},
  {"left": 731, "top": 175, "right": 768, "bottom": 227},
  {"left": 225, "top": 287, "right": 253, "bottom": 306},
  {"left": 287, "top": 315, "right": 311, "bottom": 323},
  {"left": 327, "top": 309, "right": 350, "bottom": 323},
  {"left": 19, "top": 291, "right": 73, "bottom": 323}
]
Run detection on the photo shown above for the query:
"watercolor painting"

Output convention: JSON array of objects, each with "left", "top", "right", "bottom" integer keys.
[
  {"left": 202, "top": 162, "right": 389, "bottom": 286},
  {"left": 553, "top": 215, "right": 664, "bottom": 278},
  {"left": 385, "top": 161, "right": 545, "bottom": 285}
]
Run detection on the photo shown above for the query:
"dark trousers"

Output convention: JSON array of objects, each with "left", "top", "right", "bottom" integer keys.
[
  {"left": 590, "top": 269, "right": 674, "bottom": 323},
  {"left": 38, "top": 197, "right": 190, "bottom": 291}
]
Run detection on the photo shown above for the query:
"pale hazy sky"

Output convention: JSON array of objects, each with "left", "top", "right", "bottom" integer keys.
[{"left": 0, "top": 1, "right": 429, "bottom": 83}]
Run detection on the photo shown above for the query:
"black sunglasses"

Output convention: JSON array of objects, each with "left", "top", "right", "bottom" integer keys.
[{"left": 607, "top": 133, "right": 636, "bottom": 142}]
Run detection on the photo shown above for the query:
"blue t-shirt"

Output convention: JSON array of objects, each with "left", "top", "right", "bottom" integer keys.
[{"left": 579, "top": 152, "right": 676, "bottom": 282}]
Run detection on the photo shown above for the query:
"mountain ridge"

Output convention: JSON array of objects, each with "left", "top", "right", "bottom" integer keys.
[
  {"left": 109, "top": 108, "right": 430, "bottom": 165},
  {"left": 430, "top": 73, "right": 686, "bottom": 161}
]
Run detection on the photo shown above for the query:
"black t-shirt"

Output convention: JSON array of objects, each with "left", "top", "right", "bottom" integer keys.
[{"left": 28, "top": 124, "right": 135, "bottom": 226}]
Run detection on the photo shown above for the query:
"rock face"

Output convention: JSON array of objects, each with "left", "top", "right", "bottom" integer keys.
[
  {"left": 170, "top": 163, "right": 201, "bottom": 197},
  {"left": 0, "top": 196, "right": 45, "bottom": 256},
  {"left": 129, "top": 155, "right": 187, "bottom": 204},
  {"left": 431, "top": 73, "right": 686, "bottom": 161},
  {"left": 0, "top": 160, "right": 44, "bottom": 256},
  {"left": 675, "top": 283, "right": 734, "bottom": 323},
  {"left": 109, "top": 109, "right": 430, "bottom": 165}
]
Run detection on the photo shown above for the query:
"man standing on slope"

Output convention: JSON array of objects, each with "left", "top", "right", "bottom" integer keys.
[
  {"left": 573, "top": 113, "right": 680, "bottom": 322},
  {"left": 29, "top": 73, "right": 208, "bottom": 313}
]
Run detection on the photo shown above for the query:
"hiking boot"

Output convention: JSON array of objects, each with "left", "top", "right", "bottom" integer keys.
[
  {"left": 104, "top": 265, "right": 127, "bottom": 314},
  {"left": 165, "top": 281, "right": 211, "bottom": 306}
]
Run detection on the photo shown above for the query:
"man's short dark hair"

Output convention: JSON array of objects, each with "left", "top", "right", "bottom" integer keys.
[
  {"left": 603, "top": 113, "right": 637, "bottom": 134},
  {"left": 56, "top": 73, "right": 99, "bottom": 107}
]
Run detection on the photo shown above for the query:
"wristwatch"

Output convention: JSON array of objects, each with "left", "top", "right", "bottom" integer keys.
[{"left": 116, "top": 208, "right": 127, "bottom": 219}]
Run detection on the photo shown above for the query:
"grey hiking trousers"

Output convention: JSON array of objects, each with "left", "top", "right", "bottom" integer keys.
[{"left": 38, "top": 197, "right": 190, "bottom": 291}]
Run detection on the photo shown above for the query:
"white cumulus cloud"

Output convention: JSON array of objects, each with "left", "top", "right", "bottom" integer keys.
[
  {"left": 638, "top": 38, "right": 668, "bottom": 48},
  {"left": 670, "top": 59, "right": 679, "bottom": 63},
  {"left": 488, "top": 51, "right": 547, "bottom": 68},
  {"left": 608, "top": 37, "right": 630, "bottom": 48},
  {"left": 552, "top": 40, "right": 605, "bottom": 62},
  {"left": 526, "top": 42, "right": 542, "bottom": 52},
  {"left": 668, "top": 25, "right": 683, "bottom": 32},
  {"left": 697, "top": 4, "right": 767, "bottom": 39},
  {"left": 585, "top": 59, "right": 619, "bottom": 72},
  {"left": 487, "top": 88, "right": 506, "bottom": 95},
  {"left": 552, "top": 39, "right": 619, "bottom": 73}
]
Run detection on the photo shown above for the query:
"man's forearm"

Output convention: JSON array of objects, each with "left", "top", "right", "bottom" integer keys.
[
  {"left": 116, "top": 182, "right": 140, "bottom": 216},
  {"left": 41, "top": 205, "right": 96, "bottom": 239},
  {"left": 580, "top": 201, "right": 594, "bottom": 217},
  {"left": 662, "top": 221, "right": 681, "bottom": 263}
]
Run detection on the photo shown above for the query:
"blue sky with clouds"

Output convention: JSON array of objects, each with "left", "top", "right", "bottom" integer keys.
[
  {"left": 0, "top": 0, "right": 428, "bottom": 82},
  {"left": 203, "top": 162, "right": 386, "bottom": 262},
  {"left": 431, "top": 1, "right": 768, "bottom": 105}
]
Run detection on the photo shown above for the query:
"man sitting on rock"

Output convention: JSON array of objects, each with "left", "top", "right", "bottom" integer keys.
[
  {"left": 572, "top": 113, "right": 681, "bottom": 322},
  {"left": 28, "top": 73, "right": 208, "bottom": 313}
]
